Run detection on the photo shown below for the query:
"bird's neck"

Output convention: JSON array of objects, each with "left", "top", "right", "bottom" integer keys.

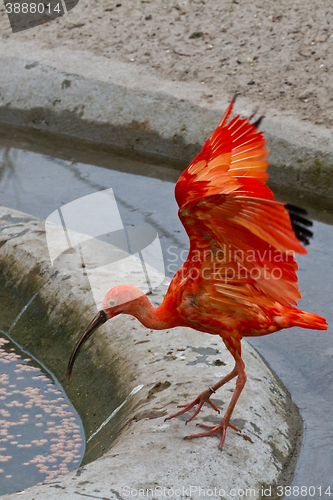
[{"left": 126, "top": 294, "right": 178, "bottom": 330}]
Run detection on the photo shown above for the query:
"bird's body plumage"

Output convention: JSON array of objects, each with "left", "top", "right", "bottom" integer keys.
[
  {"left": 154, "top": 99, "right": 326, "bottom": 340},
  {"left": 67, "top": 98, "right": 327, "bottom": 449}
]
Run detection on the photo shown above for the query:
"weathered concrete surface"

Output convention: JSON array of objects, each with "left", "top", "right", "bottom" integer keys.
[
  {"left": 0, "top": 40, "right": 332, "bottom": 197},
  {"left": 0, "top": 206, "right": 302, "bottom": 499}
]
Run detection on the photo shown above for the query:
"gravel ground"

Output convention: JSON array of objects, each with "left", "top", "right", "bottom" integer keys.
[{"left": 0, "top": 0, "right": 332, "bottom": 127}]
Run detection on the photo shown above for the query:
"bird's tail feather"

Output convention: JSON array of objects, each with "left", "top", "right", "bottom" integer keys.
[{"left": 275, "top": 310, "right": 328, "bottom": 330}]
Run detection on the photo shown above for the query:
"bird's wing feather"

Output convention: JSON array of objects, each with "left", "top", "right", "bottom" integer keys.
[{"left": 174, "top": 99, "right": 306, "bottom": 312}]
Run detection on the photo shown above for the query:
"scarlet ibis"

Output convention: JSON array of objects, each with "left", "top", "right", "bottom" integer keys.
[{"left": 67, "top": 98, "right": 327, "bottom": 450}]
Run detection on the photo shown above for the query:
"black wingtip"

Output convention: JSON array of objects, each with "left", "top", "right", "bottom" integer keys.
[
  {"left": 285, "top": 203, "right": 308, "bottom": 216},
  {"left": 285, "top": 203, "right": 314, "bottom": 245},
  {"left": 253, "top": 115, "right": 264, "bottom": 128}
]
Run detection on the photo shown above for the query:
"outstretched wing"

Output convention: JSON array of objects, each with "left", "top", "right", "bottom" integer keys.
[{"left": 174, "top": 99, "right": 310, "bottom": 314}]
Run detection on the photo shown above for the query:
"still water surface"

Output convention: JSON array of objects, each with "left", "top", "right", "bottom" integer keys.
[{"left": 0, "top": 331, "right": 84, "bottom": 495}]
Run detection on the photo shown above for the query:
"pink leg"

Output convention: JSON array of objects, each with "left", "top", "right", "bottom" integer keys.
[{"left": 186, "top": 349, "right": 247, "bottom": 450}]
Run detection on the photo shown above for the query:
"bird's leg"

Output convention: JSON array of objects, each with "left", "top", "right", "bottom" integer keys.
[
  {"left": 185, "top": 352, "right": 247, "bottom": 450},
  {"left": 165, "top": 364, "right": 239, "bottom": 424}
]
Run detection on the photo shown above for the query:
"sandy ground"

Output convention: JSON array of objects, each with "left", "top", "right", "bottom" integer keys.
[{"left": 0, "top": 0, "right": 332, "bottom": 128}]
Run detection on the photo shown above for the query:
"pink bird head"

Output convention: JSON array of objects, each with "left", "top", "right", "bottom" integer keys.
[{"left": 102, "top": 285, "right": 146, "bottom": 319}]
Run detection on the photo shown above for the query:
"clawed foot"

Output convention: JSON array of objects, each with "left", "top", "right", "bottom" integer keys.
[
  {"left": 164, "top": 389, "right": 220, "bottom": 424},
  {"left": 185, "top": 421, "right": 240, "bottom": 450},
  {"left": 165, "top": 358, "right": 248, "bottom": 450}
]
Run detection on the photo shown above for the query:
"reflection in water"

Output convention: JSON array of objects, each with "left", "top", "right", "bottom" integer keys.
[
  {"left": 0, "top": 336, "right": 84, "bottom": 495},
  {"left": 0, "top": 147, "right": 17, "bottom": 181},
  {"left": 0, "top": 147, "right": 23, "bottom": 213}
]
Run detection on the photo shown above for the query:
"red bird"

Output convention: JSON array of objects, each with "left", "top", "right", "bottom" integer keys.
[{"left": 67, "top": 98, "right": 327, "bottom": 450}]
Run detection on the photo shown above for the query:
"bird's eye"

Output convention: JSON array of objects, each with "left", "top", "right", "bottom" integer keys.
[{"left": 109, "top": 301, "right": 115, "bottom": 307}]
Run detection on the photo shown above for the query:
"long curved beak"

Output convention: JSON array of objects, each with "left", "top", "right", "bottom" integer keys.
[{"left": 67, "top": 310, "right": 108, "bottom": 382}]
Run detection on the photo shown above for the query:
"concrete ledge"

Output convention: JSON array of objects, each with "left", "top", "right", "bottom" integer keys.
[
  {"left": 0, "top": 206, "right": 302, "bottom": 499},
  {"left": 0, "top": 42, "right": 332, "bottom": 198}
]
